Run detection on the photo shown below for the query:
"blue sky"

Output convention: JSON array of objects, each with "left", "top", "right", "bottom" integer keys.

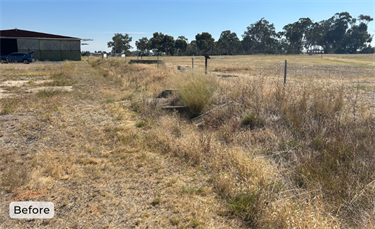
[{"left": 1, "top": 0, "right": 374, "bottom": 52}]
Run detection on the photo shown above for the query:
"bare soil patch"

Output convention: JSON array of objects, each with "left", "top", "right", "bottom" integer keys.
[{"left": 0, "top": 80, "right": 53, "bottom": 87}]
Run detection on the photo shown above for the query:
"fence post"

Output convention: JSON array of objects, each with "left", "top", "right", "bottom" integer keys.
[
  {"left": 284, "top": 60, "right": 287, "bottom": 86},
  {"left": 205, "top": 57, "right": 208, "bottom": 75}
]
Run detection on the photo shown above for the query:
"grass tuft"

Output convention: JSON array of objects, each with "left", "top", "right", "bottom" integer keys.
[
  {"left": 173, "top": 73, "right": 217, "bottom": 118},
  {"left": 0, "top": 98, "right": 20, "bottom": 115},
  {"left": 240, "top": 113, "right": 264, "bottom": 129},
  {"left": 36, "top": 90, "right": 62, "bottom": 98}
]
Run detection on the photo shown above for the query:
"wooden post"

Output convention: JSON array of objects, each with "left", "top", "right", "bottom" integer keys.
[
  {"left": 202, "top": 53, "right": 210, "bottom": 75},
  {"left": 157, "top": 56, "right": 159, "bottom": 68},
  {"left": 192, "top": 57, "right": 194, "bottom": 69},
  {"left": 284, "top": 60, "right": 287, "bottom": 86},
  {"left": 205, "top": 57, "right": 208, "bottom": 74}
]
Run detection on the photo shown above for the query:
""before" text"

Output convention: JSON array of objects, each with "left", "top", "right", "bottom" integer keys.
[{"left": 9, "top": 202, "right": 54, "bottom": 219}]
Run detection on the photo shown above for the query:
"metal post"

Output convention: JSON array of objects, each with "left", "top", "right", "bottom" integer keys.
[
  {"left": 192, "top": 58, "right": 194, "bottom": 69},
  {"left": 284, "top": 60, "right": 287, "bottom": 86},
  {"left": 157, "top": 56, "right": 159, "bottom": 68}
]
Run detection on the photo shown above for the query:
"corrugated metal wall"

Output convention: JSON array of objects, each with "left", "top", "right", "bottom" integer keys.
[{"left": 17, "top": 38, "right": 80, "bottom": 61}]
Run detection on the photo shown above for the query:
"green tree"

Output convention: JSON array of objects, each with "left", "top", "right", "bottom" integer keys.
[
  {"left": 339, "top": 14, "right": 373, "bottom": 53},
  {"left": 149, "top": 32, "right": 165, "bottom": 55},
  {"left": 107, "top": 33, "right": 132, "bottom": 54},
  {"left": 212, "top": 41, "right": 222, "bottom": 55},
  {"left": 185, "top": 40, "right": 199, "bottom": 56},
  {"left": 217, "top": 30, "right": 241, "bottom": 55},
  {"left": 175, "top": 36, "right": 188, "bottom": 56},
  {"left": 177, "top": 36, "right": 188, "bottom": 42},
  {"left": 195, "top": 32, "right": 215, "bottom": 53},
  {"left": 149, "top": 32, "right": 175, "bottom": 55},
  {"left": 320, "top": 12, "right": 353, "bottom": 53},
  {"left": 135, "top": 37, "right": 149, "bottom": 55},
  {"left": 282, "top": 18, "right": 314, "bottom": 53},
  {"left": 242, "top": 18, "right": 278, "bottom": 54},
  {"left": 359, "top": 45, "right": 374, "bottom": 53},
  {"left": 358, "top": 14, "right": 374, "bottom": 25},
  {"left": 305, "top": 22, "right": 325, "bottom": 49},
  {"left": 319, "top": 12, "right": 373, "bottom": 54},
  {"left": 162, "top": 35, "right": 175, "bottom": 55},
  {"left": 277, "top": 31, "right": 291, "bottom": 54},
  {"left": 81, "top": 51, "right": 90, "bottom": 56}
]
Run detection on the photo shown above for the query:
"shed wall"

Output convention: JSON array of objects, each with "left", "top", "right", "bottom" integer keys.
[
  {"left": 0, "top": 38, "right": 18, "bottom": 55},
  {"left": 16, "top": 38, "right": 80, "bottom": 61}
]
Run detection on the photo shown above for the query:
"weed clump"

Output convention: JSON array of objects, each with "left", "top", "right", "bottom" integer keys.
[
  {"left": 135, "top": 120, "right": 147, "bottom": 128},
  {"left": 151, "top": 197, "right": 160, "bottom": 206},
  {"left": 227, "top": 192, "right": 259, "bottom": 223},
  {"left": 240, "top": 113, "right": 264, "bottom": 129},
  {"left": 0, "top": 98, "right": 20, "bottom": 115},
  {"left": 174, "top": 73, "right": 217, "bottom": 118},
  {"left": 36, "top": 90, "right": 62, "bottom": 98}
]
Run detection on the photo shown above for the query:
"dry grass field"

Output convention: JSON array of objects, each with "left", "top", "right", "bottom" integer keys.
[{"left": 0, "top": 54, "right": 374, "bottom": 228}]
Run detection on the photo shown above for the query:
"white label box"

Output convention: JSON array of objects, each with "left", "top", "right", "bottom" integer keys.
[{"left": 9, "top": 202, "right": 54, "bottom": 219}]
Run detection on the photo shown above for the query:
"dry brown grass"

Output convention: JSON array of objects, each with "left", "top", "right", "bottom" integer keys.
[
  {"left": 0, "top": 60, "right": 245, "bottom": 228},
  {"left": 93, "top": 54, "right": 374, "bottom": 228},
  {"left": 1, "top": 54, "right": 374, "bottom": 228}
]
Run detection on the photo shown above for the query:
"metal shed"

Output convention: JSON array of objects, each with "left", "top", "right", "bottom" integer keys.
[{"left": 0, "top": 29, "right": 81, "bottom": 61}]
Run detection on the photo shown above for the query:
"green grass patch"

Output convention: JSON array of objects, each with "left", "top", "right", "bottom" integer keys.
[
  {"left": 353, "top": 84, "right": 367, "bottom": 90},
  {"left": 240, "top": 113, "right": 264, "bottom": 129},
  {"left": 115, "top": 115, "right": 124, "bottom": 120},
  {"left": 36, "top": 90, "right": 62, "bottom": 98},
  {"left": 103, "top": 99, "right": 115, "bottom": 104},
  {"left": 135, "top": 120, "right": 147, "bottom": 128},
  {"left": 181, "top": 185, "right": 209, "bottom": 196},
  {"left": 227, "top": 192, "right": 259, "bottom": 223}
]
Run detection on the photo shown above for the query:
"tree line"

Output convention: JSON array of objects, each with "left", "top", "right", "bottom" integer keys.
[{"left": 106, "top": 12, "right": 374, "bottom": 56}]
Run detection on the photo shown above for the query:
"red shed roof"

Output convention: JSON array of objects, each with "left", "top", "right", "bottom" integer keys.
[{"left": 0, "top": 29, "right": 80, "bottom": 40}]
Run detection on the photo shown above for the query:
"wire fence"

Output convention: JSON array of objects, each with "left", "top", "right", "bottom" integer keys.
[
  {"left": 88, "top": 54, "right": 375, "bottom": 79},
  {"left": 159, "top": 56, "right": 374, "bottom": 79},
  {"left": 158, "top": 56, "right": 375, "bottom": 110},
  {"left": 87, "top": 54, "right": 375, "bottom": 109}
]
